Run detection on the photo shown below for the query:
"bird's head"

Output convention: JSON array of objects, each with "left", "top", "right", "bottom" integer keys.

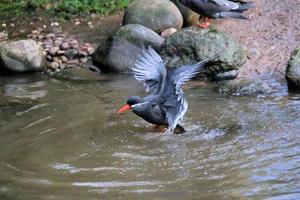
[{"left": 117, "top": 96, "right": 143, "bottom": 114}]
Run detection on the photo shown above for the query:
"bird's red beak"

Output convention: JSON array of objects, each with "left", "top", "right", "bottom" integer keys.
[{"left": 117, "top": 104, "right": 132, "bottom": 114}]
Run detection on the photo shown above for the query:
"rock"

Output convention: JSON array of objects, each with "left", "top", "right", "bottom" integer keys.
[
  {"left": 60, "top": 55, "right": 68, "bottom": 63},
  {"left": 86, "top": 47, "right": 94, "bottom": 55},
  {"left": 46, "top": 33, "right": 55, "bottom": 39},
  {"left": 161, "top": 28, "right": 177, "bottom": 38},
  {"left": 0, "top": 32, "right": 8, "bottom": 42},
  {"left": 50, "top": 67, "right": 102, "bottom": 81},
  {"left": 217, "top": 77, "right": 287, "bottom": 96},
  {"left": 56, "top": 50, "right": 66, "bottom": 56},
  {"left": 64, "top": 49, "right": 78, "bottom": 59},
  {"left": 93, "top": 24, "right": 165, "bottom": 73},
  {"left": 61, "top": 42, "right": 70, "bottom": 50},
  {"left": 0, "top": 39, "right": 46, "bottom": 73},
  {"left": 66, "top": 59, "right": 79, "bottom": 65},
  {"left": 78, "top": 50, "right": 88, "bottom": 57},
  {"left": 212, "top": 70, "right": 239, "bottom": 81},
  {"left": 170, "top": 0, "right": 200, "bottom": 26},
  {"left": 49, "top": 61, "right": 59, "bottom": 69},
  {"left": 54, "top": 39, "right": 63, "bottom": 47},
  {"left": 123, "top": 0, "right": 183, "bottom": 33},
  {"left": 80, "top": 57, "right": 88, "bottom": 63},
  {"left": 49, "top": 46, "right": 59, "bottom": 56},
  {"left": 160, "top": 27, "right": 247, "bottom": 79},
  {"left": 286, "top": 47, "right": 300, "bottom": 91},
  {"left": 46, "top": 55, "right": 53, "bottom": 61}
]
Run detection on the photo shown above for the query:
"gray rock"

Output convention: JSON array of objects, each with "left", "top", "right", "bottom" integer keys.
[
  {"left": 93, "top": 24, "right": 165, "bottom": 73},
  {"left": 286, "top": 47, "right": 300, "bottom": 91},
  {"left": 217, "top": 77, "right": 287, "bottom": 96},
  {"left": 0, "top": 39, "right": 46, "bottom": 73},
  {"left": 160, "top": 27, "right": 247, "bottom": 79},
  {"left": 123, "top": 0, "right": 183, "bottom": 33},
  {"left": 170, "top": 0, "right": 200, "bottom": 26},
  {"left": 64, "top": 49, "right": 78, "bottom": 60}
]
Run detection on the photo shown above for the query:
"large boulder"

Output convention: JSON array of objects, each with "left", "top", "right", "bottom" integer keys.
[
  {"left": 93, "top": 24, "right": 164, "bottom": 73},
  {"left": 286, "top": 47, "right": 300, "bottom": 91},
  {"left": 0, "top": 39, "right": 46, "bottom": 73},
  {"left": 123, "top": 0, "right": 183, "bottom": 33},
  {"left": 160, "top": 27, "right": 247, "bottom": 79},
  {"left": 170, "top": 0, "right": 200, "bottom": 26}
]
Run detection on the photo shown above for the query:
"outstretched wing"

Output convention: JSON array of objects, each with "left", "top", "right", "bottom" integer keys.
[
  {"left": 163, "top": 53, "right": 220, "bottom": 133},
  {"left": 132, "top": 46, "right": 167, "bottom": 95},
  {"left": 210, "top": 0, "right": 239, "bottom": 10}
]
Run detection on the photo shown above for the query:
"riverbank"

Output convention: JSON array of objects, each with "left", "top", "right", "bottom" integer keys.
[{"left": 1, "top": 0, "right": 299, "bottom": 79}]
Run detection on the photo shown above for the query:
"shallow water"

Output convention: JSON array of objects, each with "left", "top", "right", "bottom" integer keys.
[{"left": 0, "top": 74, "right": 300, "bottom": 200}]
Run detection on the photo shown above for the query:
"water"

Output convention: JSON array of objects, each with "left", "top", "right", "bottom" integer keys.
[{"left": 0, "top": 74, "right": 300, "bottom": 200}]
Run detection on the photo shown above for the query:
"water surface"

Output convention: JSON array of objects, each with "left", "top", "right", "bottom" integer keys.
[{"left": 0, "top": 74, "right": 300, "bottom": 200}]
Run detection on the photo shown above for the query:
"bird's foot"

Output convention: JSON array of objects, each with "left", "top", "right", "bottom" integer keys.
[
  {"left": 197, "top": 22, "right": 210, "bottom": 29},
  {"left": 153, "top": 125, "right": 167, "bottom": 133}
]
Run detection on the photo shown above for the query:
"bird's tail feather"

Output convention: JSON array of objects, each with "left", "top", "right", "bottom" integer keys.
[{"left": 219, "top": 11, "right": 248, "bottom": 20}]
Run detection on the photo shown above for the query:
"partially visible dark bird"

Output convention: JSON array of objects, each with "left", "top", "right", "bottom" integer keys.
[
  {"left": 118, "top": 46, "right": 218, "bottom": 134},
  {"left": 178, "top": 0, "right": 254, "bottom": 28}
]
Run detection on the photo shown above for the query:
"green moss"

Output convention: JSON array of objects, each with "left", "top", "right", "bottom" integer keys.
[{"left": 0, "top": 0, "right": 132, "bottom": 17}]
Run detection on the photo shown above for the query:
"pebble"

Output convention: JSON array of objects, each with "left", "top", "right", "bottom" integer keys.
[
  {"left": 27, "top": 28, "right": 93, "bottom": 72},
  {"left": 49, "top": 62, "right": 59, "bottom": 69},
  {"left": 66, "top": 59, "right": 79, "bottom": 65},
  {"left": 61, "top": 42, "right": 70, "bottom": 50},
  {"left": 161, "top": 28, "right": 178, "bottom": 38},
  {"left": 46, "top": 33, "right": 55, "bottom": 39},
  {"left": 60, "top": 56, "right": 68, "bottom": 62},
  {"left": 46, "top": 55, "right": 53, "bottom": 61},
  {"left": 78, "top": 51, "right": 88, "bottom": 57},
  {"left": 80, "top": 57, "right": 88, "bottom": 63},
  {"left": 49, "top": 46, "right": 59, "bottom": 56},
  {"left": 57, "top": 50, "right": 66, "bottom": 56},
  {"left": 64, "top": 49, "right": 78, "bottom": 59}
]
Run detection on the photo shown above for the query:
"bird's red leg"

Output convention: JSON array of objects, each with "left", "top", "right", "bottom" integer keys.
[
  {"left": 197, "top": 17, "right": 211, "bottom": 29},
  {"left": 153, "top": 125, "right": 167, "bottom": 133}
]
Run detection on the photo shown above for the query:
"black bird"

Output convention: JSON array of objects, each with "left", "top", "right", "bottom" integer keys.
[
  {"left": 179, "top": 0, "right": 254, "bottom": 28},
  {"left": 118, "top": 47, "right": 218, "bottom": 134}
]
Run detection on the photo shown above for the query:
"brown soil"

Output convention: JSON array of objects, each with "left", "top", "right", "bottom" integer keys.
[{"left": 214, "top": 0, "right": 300, "bottom": 77}]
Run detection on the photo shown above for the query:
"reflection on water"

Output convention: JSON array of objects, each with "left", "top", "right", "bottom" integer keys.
[{"left": 0, "top": 74, "right": 300, "bottom": 200}]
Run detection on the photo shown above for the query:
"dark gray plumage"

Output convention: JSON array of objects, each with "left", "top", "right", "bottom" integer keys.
[
  {"left": 119, "top": 46, "right": 217, "bottom": 134},
  {"left": 179, "top": 0, "right": 254, "bottom": 20}
]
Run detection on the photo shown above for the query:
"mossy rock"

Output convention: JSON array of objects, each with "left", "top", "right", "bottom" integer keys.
[{"left": 160, "top": 27, "right": 247, "bottom": 79}]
